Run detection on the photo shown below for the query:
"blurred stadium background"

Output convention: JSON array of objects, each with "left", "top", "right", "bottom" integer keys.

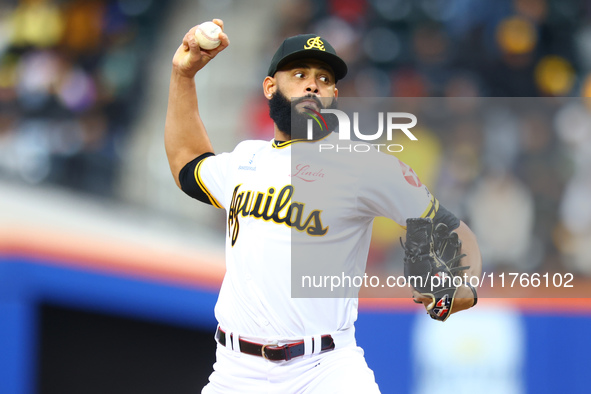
[{"left": 1, "top": 0, "right": 590, "bottom": 393}]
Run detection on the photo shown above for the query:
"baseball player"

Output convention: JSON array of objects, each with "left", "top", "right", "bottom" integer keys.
[{"left": 165, "top": 20, "right": 482, "bottom": 393}]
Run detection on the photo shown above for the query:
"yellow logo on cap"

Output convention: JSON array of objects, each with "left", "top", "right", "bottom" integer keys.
[{"left": 304, "top": 37, "right": 325, "bottom": 51}]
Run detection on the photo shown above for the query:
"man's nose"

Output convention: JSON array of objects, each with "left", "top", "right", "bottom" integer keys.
[{"left": 305, "top": 80, "right": 319, "bottom": 94}]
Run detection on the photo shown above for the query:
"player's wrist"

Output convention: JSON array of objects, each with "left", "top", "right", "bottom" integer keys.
[
  {"left": 171, "top": 66, "right": 200, "bottom": 80},
  {"left": 462, "top": 281, "right": 478, "bottom": 308}
]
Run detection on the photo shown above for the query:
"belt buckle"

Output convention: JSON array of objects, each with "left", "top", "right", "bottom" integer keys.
[
  {"left": 261, "top": 343, "right": 270, "bottom": 360},
  {"left": 261, "top": 340, "right": 279, "bottom": 360}
]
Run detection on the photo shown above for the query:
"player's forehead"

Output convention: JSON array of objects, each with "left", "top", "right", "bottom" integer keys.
[{"left": 278, "top": 59, "right": 335, "bottom": 77}]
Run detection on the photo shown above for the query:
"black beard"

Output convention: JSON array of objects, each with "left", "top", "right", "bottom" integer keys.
[{"left": 268, "top": 90, "right": 338, "bottom": 140}]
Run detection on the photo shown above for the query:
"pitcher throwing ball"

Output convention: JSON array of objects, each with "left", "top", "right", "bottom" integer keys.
[{"left": 165, "top": 19, "right": 482, "bottom": 393}]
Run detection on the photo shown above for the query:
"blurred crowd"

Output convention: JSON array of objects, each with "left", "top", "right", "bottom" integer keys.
[
  {"left": 280, "top": 0, "right": 587, "bottom": 97},
  {"left": 0, "top": 0, "right": 169, "bottom": 196},
  {"left": 244, "top": 0, "right": 591, "bottom": 277},
  {"left": 246, "top": 0, "right": 590, "bottom": 136}
]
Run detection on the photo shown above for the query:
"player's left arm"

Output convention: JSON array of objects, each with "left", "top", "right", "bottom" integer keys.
[
  {"left": 358, "top": 154, "right": 482, "bottom": 315},
  {"left": 450, "top": 220, "right": 482, "bottom": 313}
]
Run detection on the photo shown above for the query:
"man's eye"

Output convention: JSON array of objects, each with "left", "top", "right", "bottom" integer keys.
[
  {"left": 295, "top": 72, "right": 304, "bottom": 78},
  {"left": 320, "top": 76, "right": 329, "bottom": 83}
]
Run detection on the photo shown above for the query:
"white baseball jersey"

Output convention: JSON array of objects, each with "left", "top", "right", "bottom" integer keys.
[{"left": 195, "top": 132, "right": 436, "bottom": 339}]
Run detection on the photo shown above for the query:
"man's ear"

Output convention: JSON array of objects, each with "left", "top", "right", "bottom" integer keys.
[
  {"left": 263, "top": 76, "right": 276, "bottom": 100},
  {"left": 334, "top": 87, "right": 338, "bottom": 98}
]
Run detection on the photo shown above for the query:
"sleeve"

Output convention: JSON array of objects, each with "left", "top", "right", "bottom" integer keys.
[
  {"left": 178, "top": 151, "right": 233, "bottom": 209},
  {"left": 356, "top": 152, "right": 438, "bottom": 226},
  {"left": 432, "top": 203, "right": 460, "bottom": 231}
]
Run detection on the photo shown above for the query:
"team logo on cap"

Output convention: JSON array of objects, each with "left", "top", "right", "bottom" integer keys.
[{"left": 304, "top": 37, "right": 325, "bottom": 51}]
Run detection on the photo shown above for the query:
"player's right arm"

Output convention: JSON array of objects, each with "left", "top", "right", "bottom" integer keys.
[{"left": 164, "top": 19, "right": 229, "bottom": 189}]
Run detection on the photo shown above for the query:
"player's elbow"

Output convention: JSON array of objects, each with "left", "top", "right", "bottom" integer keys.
[
  {"left": 164, "top": 147, "right": 192, "bottom": 189},
  {"left": 164, "top": 154, "right": 184, "bottom": 190},
  {"left": 171, "top": 169, "right": 182, "bottom": 190}
]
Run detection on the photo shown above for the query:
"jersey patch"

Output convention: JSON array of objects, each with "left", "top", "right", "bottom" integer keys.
[
  {"left": 398, "top": 159, "right": 422, "bottom": 188},
  {"left": 290, "top": 164, "right": 325, "bottom": 183}
]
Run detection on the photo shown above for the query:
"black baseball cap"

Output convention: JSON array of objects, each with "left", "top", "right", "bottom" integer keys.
[{"left": 267, "top": 34, "right": 348, "bottom": 82}]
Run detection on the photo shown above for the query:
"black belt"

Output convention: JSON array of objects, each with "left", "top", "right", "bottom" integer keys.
[{"left": 215, "top": 327, "right": 335, "bottom": 361}]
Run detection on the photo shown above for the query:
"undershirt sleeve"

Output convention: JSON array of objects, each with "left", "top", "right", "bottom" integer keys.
[
  {"left": 432, "top": 203, "right": 460, "bottom": 231},
  {"left": 178, "top": 152, "right": 218, "bottom": 206}
]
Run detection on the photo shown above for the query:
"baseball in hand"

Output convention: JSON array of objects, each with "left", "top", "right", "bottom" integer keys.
[{"left": 195, "top": 21, "right": 222, "bottom": 50}]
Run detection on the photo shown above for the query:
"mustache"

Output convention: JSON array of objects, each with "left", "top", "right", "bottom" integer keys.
[{"left": 292, "top": 95, "right": 326, "bottom": 109}]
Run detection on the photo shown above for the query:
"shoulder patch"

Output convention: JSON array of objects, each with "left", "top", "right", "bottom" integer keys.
[{"left": 398, "top": 159, "right": 422, "bottom": 188}]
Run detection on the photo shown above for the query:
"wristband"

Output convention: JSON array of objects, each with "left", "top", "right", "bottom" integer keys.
[{"left": 464, "top": 282, "right": 478, "bottom": 307}]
